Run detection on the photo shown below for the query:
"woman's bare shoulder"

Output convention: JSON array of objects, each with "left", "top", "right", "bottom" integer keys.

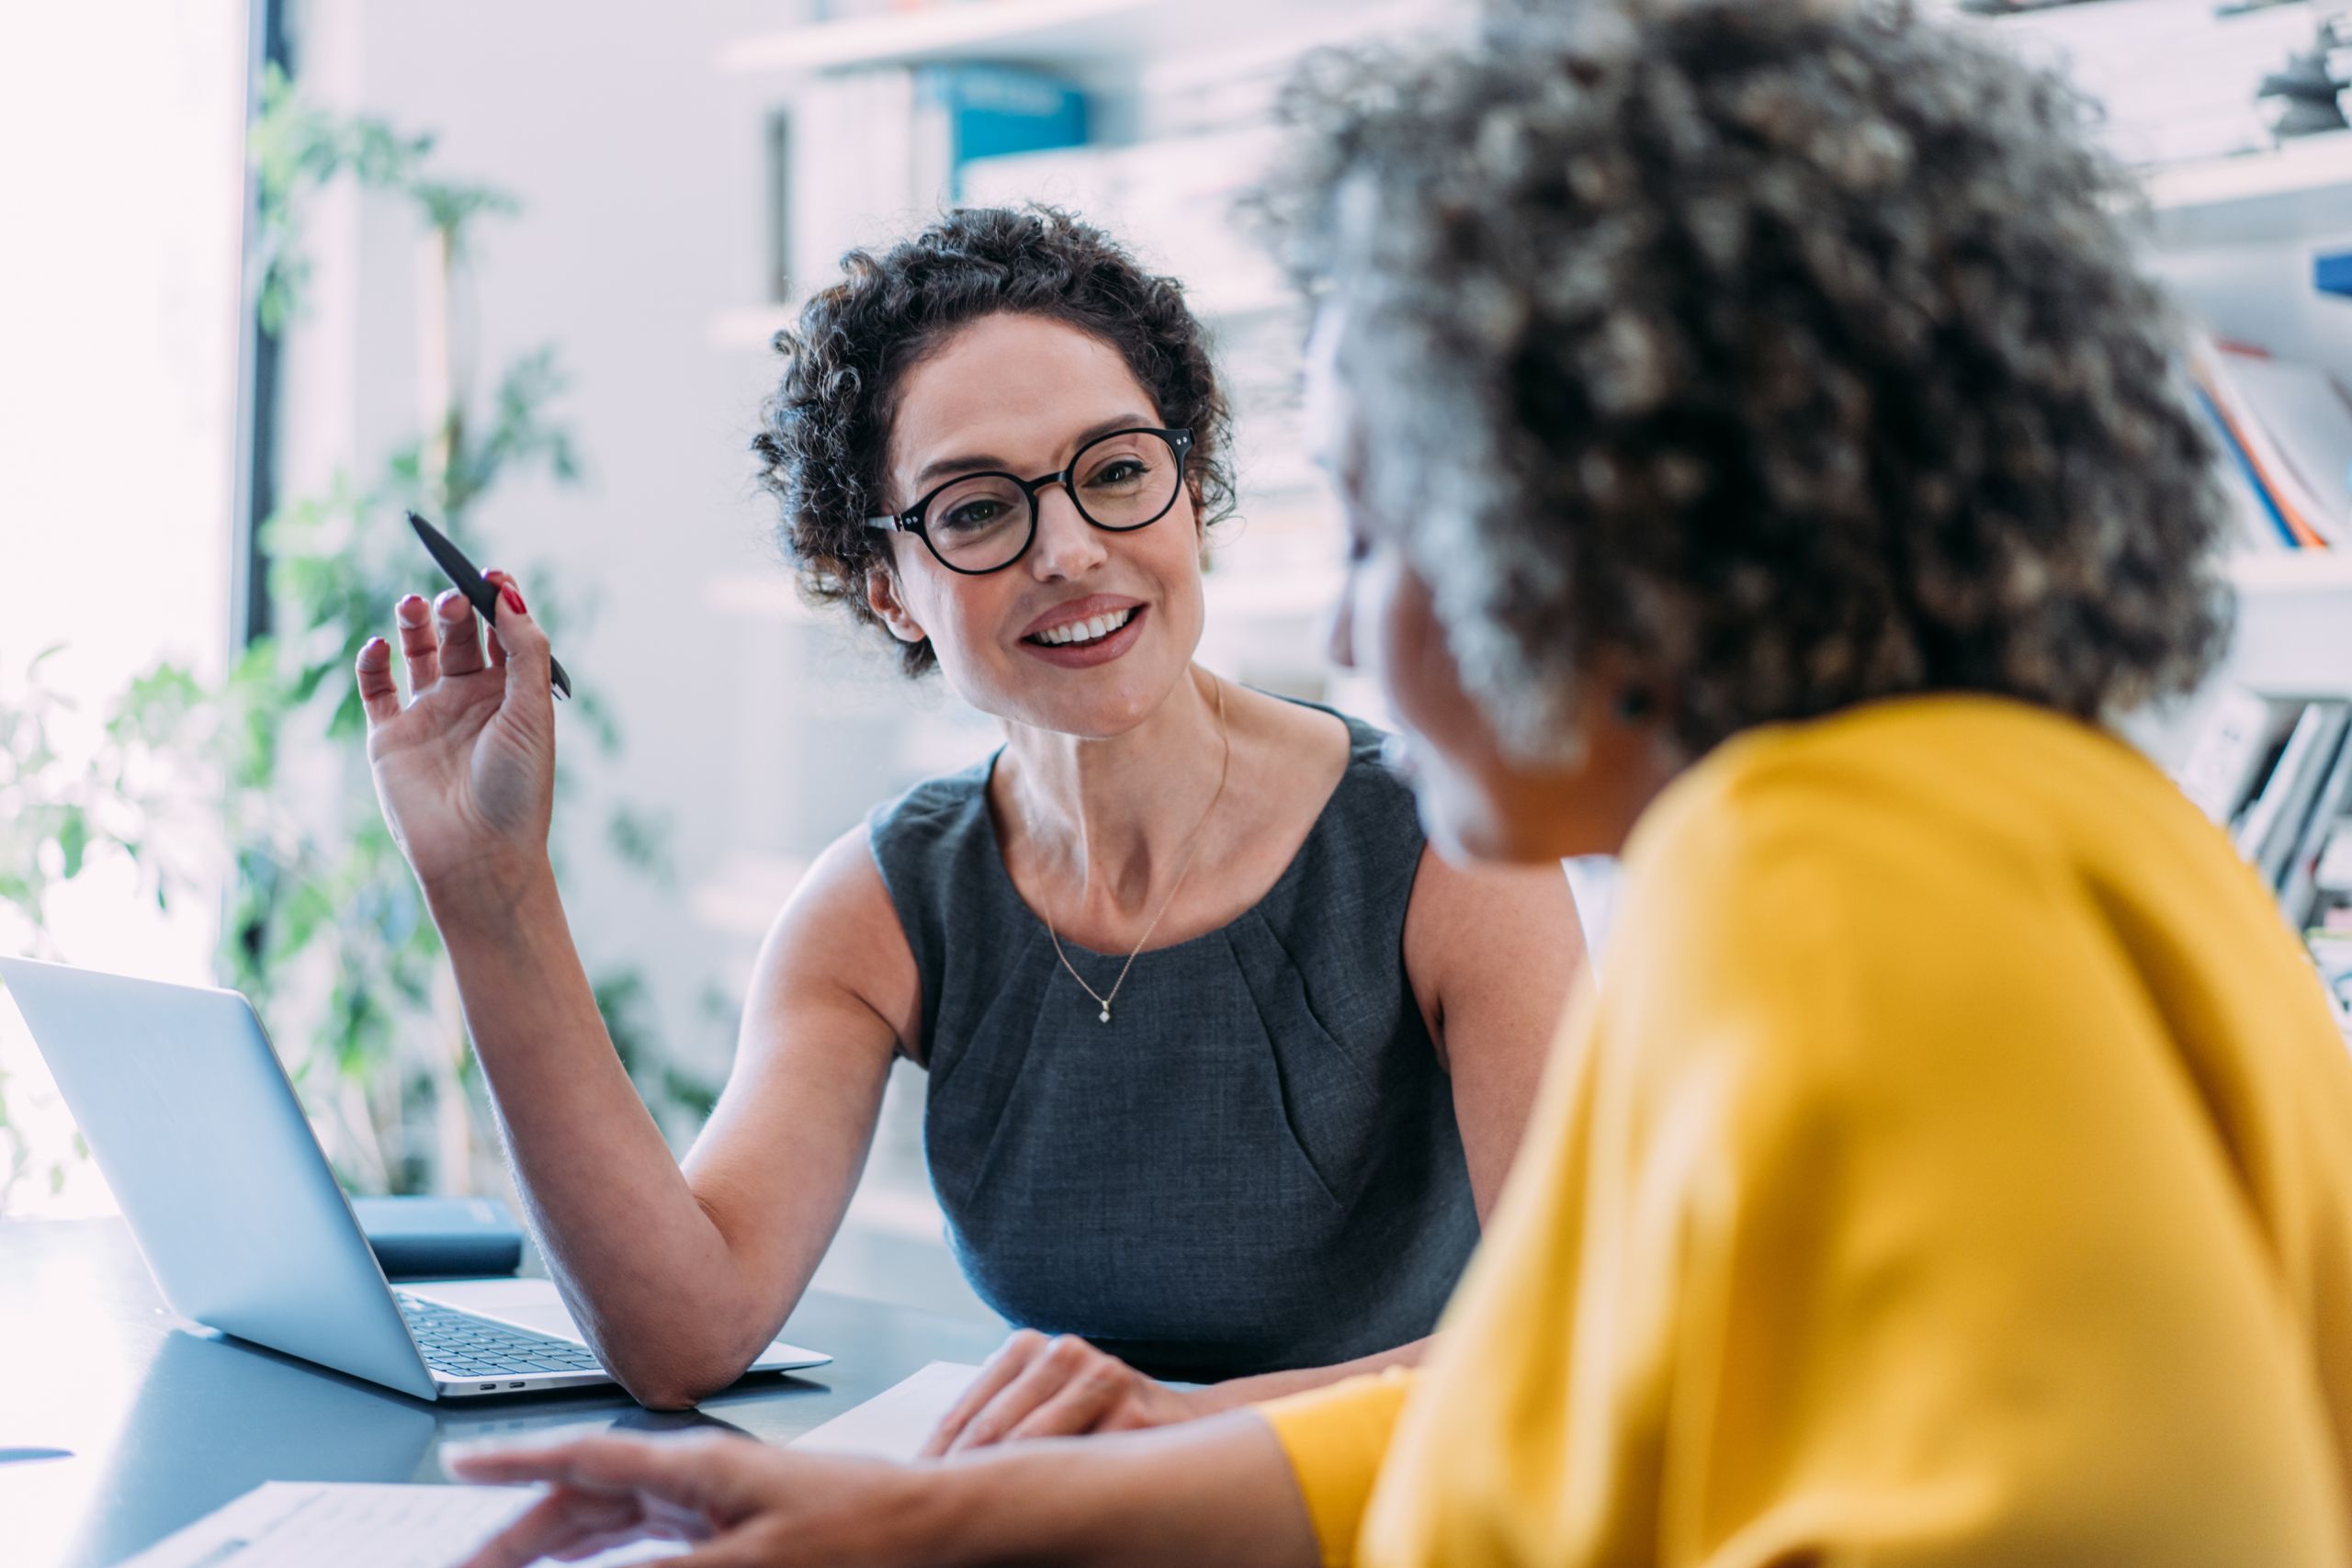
[
  {"left": 742, "top": 824, "right": 922, "bottom": 1060},
  {"left": 1226, "top": 682, "right": 1354, "bottom": 803}
]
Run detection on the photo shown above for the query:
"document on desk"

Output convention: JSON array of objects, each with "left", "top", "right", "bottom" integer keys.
[
  {"left": 789, "top": 1359, "right": 981, "bottom": 1461},
  {"left": 117, "top": 1365, "right": 982, "bottom": 1566},
  {"left": 116, "top": 1481, "right": 685, "bottom": 1568}
]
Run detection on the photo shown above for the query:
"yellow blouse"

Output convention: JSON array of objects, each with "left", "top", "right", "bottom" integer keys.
[{"left": 1265, "top": 695, "right": 2352, "bottom": 1567}]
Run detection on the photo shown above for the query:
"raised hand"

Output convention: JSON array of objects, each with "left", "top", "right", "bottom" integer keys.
[
  {"left": 355, "top": 571, "right": 556, "bottom": 903},
  {"left": 920, "top": 1329, "right": 1200, "bottom": 1456}
]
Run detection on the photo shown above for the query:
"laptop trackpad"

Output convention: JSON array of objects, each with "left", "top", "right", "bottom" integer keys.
[{"left": 403, "top": 1278, "right": 831, "bottom": 1371}]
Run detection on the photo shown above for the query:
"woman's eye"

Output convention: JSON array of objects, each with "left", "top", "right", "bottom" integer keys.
[
  {"left": 1084, "top": 459, "right": 1148, "bottom": 489},
  {"left": 941, "top": 501, "right": 1006, "bottom": 532}
]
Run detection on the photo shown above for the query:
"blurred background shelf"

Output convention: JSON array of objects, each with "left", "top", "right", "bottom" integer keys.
[
  {"left": 721, "top": 0, "right": 1426, "bottom": 80},
  {"left": 2146, "top": 134, "right": 2352, "bottom": 216},
  {"left": 2227, "top": 551, "right": 2352, "bottom": 700}
]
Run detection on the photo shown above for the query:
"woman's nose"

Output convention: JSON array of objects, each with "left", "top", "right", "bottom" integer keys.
[{"left": 1029, "top": 488, "right": 1109, "bottom": 581}]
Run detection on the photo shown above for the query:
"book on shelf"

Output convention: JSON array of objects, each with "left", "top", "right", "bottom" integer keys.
[
  {"left": 2280, "top": 723, "right": 2352, "bottom": 929},
  {"left": 2180, "top": 685, "right": 2290, "bottom": 824},
  {"left": 779, "top": 64, "right": 1090, "bottom": 299},
  {"left": 957, "top": 123, "right": 1291, "bottom": 322},
  {"left": 2184, "top": 690, "right": 2352, "bottom": 1030},
  {"left": 917, "top": 64, "right": 1088, "bottom": 202},
  {"left": 2233, "top": 700, "right": 2349, "bottom": 888},
  {"left": 2191, "top": 336, "right": 2352, "bottom": 551}
]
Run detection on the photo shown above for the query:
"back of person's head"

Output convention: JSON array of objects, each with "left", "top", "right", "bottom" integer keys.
[
  {"left": 1261, "top": 0, "right": 2232, "bottom": 761},
  {"left": 753, "top": 206, "right": 1235, "bottom": 676}
]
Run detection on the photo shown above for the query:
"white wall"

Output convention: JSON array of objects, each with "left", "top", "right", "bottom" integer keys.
[{"left": 288, "top": 0, "right": 804, "bottom": 1090}]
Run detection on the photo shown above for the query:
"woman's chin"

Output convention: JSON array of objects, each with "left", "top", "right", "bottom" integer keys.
[{"left": 968, "top": 662, "right": 1188, "bottom": 740}]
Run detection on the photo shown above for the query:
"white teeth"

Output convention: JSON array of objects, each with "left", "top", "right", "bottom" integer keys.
[{"left": 1035, "top": 607, "right": 1134, "bottom": 647}]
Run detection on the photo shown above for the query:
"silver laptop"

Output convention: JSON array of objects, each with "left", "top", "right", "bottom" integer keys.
[{"left": 0, "top": 956, "right": 829, "bottom": 1401}]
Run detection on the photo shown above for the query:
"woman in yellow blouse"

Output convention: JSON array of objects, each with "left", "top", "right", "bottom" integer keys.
[{"left": 450, "top": 3, "right": 2352, "bottom": 1563}]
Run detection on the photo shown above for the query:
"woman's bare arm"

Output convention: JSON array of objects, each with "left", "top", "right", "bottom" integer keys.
[
  {"left": 357, "top": 585, "right": 914, "bottom": 1406},
  {"left": 1403, "top": 845, "right": 1586, "bottom": 1212},
  {"left": 429, "top": 827, "right": 911, "bottom": 1407}
]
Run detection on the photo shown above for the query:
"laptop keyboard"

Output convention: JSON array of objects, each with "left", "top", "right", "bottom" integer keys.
[{"left": 394, "top": 1292, "right": 605, "bottom": 1379}]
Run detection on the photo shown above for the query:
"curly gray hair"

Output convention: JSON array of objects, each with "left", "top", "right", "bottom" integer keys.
[{"left": 1259, "top": 0, "right": 2233, "bottom": 760}]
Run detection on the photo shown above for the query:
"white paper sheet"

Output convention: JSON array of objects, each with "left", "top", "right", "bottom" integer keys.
[
  {"left": 787, "top": 1360, "right": 981, "bottom": 1461},
  {"left": 115, "top": 1481, "right": 685, "bottom": 1568},
  {"left": 115, "top": 1365, "right": 983, "bottom": 1566}
]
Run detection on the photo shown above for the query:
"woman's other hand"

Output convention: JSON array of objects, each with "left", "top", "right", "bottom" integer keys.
[
  {"left": 921, "top": 1330, "right": 1200, "bottom": 1456},
  {"left": 355, "top": 574, "right": 555, "bottom": 904},
  {"left": 448, "top": 1431, "right": 923, "bottom": 1568}
]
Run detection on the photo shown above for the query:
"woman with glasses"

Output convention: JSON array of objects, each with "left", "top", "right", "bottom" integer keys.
[
  {"left": 452, "top": 3, "right": 2352, "bottom": 1563},
  {"left": 352, "top": 207, "right": 1583, "bottom": 1423}
]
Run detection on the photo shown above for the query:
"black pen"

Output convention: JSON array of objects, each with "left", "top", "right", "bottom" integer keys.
[{"left": 405, "top": 512, "right": 572, "bottom": 700}]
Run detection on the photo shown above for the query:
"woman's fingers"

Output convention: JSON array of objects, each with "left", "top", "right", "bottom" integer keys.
[
  {"left": 395, "top": 593, "right": 438, "bottom": 694},
  {"left": 482, "top": 569, "right": 550, "bottom": 698},
  {"left": 921, "top": 1329, "right": 1046, "bottom": 1457},
  {"left": 453, "top": 1486, "right": 641, "bottom": 1568},
  {"left": 1002, "top": 1355, "right": 1132, "bottom": 1442},
  {"left": 944, "top": 1334, "right": 1104, "bottom": 1454},
  {"left": 435, "top": 588, "right": 489, "bottom": 678},
  {"left": 452, "top": 1438, "right": 718, "bottom": 1568},
  {"left": 453, "top": 1431, "right": 743, "bottom": 1512},
  {"left": 356, "top": 637, "right": 401, "bottom": 728}
]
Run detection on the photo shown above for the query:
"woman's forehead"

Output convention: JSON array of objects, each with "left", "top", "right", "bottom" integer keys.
[{"left": 891, "top": 315, "right": 1157, "bottom": 473}]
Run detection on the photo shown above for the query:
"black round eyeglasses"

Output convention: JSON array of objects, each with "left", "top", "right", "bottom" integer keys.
[{"left": 865, "top": 427, "right": 1194, "bottom": 576}]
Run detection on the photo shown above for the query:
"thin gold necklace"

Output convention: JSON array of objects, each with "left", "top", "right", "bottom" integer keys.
[{"left": 1043, "top": 674, "right": 1232, "bottom": 1026}]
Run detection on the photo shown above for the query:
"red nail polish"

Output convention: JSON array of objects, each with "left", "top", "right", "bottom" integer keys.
[{"left": 502, "top": 584, "right": 526, "bottom": 615}]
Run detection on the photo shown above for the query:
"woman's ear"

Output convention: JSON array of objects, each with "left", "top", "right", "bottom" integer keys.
[{"left": 865, "top": 560, "right": 928, "bottom": 645}]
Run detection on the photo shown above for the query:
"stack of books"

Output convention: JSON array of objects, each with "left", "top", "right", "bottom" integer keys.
[
  {"left": 2192, "top": 336, "right": 2352, "bottom": 552},
  {"left": 2183, "top": 689, "right": 2352, "bottom": 1030}
]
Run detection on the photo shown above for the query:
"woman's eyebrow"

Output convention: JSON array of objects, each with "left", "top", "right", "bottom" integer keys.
[{"left": 912, "top": 412, "right": 1159, "bottom": 488}]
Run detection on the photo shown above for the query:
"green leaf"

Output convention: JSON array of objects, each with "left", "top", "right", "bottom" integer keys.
[{"left": 55, "top": 808, "right": 87, "bottom": 880}]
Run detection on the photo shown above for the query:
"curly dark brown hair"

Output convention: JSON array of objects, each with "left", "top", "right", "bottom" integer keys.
[
  {"left": 1258, "top": 0, "right": 2233, "bottom": 760},
  {"left": 752, "top": 205, "right": 1236, "bottom": 676}
]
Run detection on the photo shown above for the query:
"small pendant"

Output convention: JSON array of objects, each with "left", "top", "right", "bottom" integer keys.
[{"left": 1099, "top": 1006, "right": 1112, "bottom": 1024}]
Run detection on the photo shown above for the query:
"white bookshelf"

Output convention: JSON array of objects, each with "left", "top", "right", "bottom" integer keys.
[
  {"left": 720, "top": 0, "right": 1424, "bottom": 80},
  {"left": 724, "top": 0, "right": 1160, "bottom": 75},
  {"left": 2227, "top": 553, "right": 2352, "bottom": 701},
  {"left": 2146, "top": 135, "right": 2352, "bottom": 216},
  {"left": 2143, "top": 134, "right": 2352, "bottom": 249}
]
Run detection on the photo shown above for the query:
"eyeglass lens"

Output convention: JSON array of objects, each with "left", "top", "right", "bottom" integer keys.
[{"left": 923, "top": 430, "right": 1182, "bottom": 572}]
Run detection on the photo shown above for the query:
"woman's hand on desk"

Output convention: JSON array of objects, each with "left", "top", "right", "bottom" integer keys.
[
  {"left": 449, "top": 1431, "right": 922, "bottom": 1568},
  {"left": 449, "top": 1410, "right": 1321, "bottom": 1568},
  {"left": 921, "top": 1329, "right": 1200, "bottom": 1455},
  {"left": 355, "top": 579, "right": 556, "bottom": 907}
]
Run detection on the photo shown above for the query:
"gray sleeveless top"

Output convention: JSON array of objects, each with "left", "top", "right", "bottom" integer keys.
[{"left": 866, "top": 705, "right": 1478, "bottom": 1382}]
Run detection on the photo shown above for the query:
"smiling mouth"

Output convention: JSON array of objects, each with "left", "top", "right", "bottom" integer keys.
[{"left": 1024, "top": 606, "right": 1137, "bottom": 648}]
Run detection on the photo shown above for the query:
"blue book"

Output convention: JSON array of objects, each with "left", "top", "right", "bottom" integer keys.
[
  {"left": 349, "top": 1194, "right": 524, "bottom": 1280},
  {"left": 916, "top": 65, "right": 1090, "bottom": 201}
]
